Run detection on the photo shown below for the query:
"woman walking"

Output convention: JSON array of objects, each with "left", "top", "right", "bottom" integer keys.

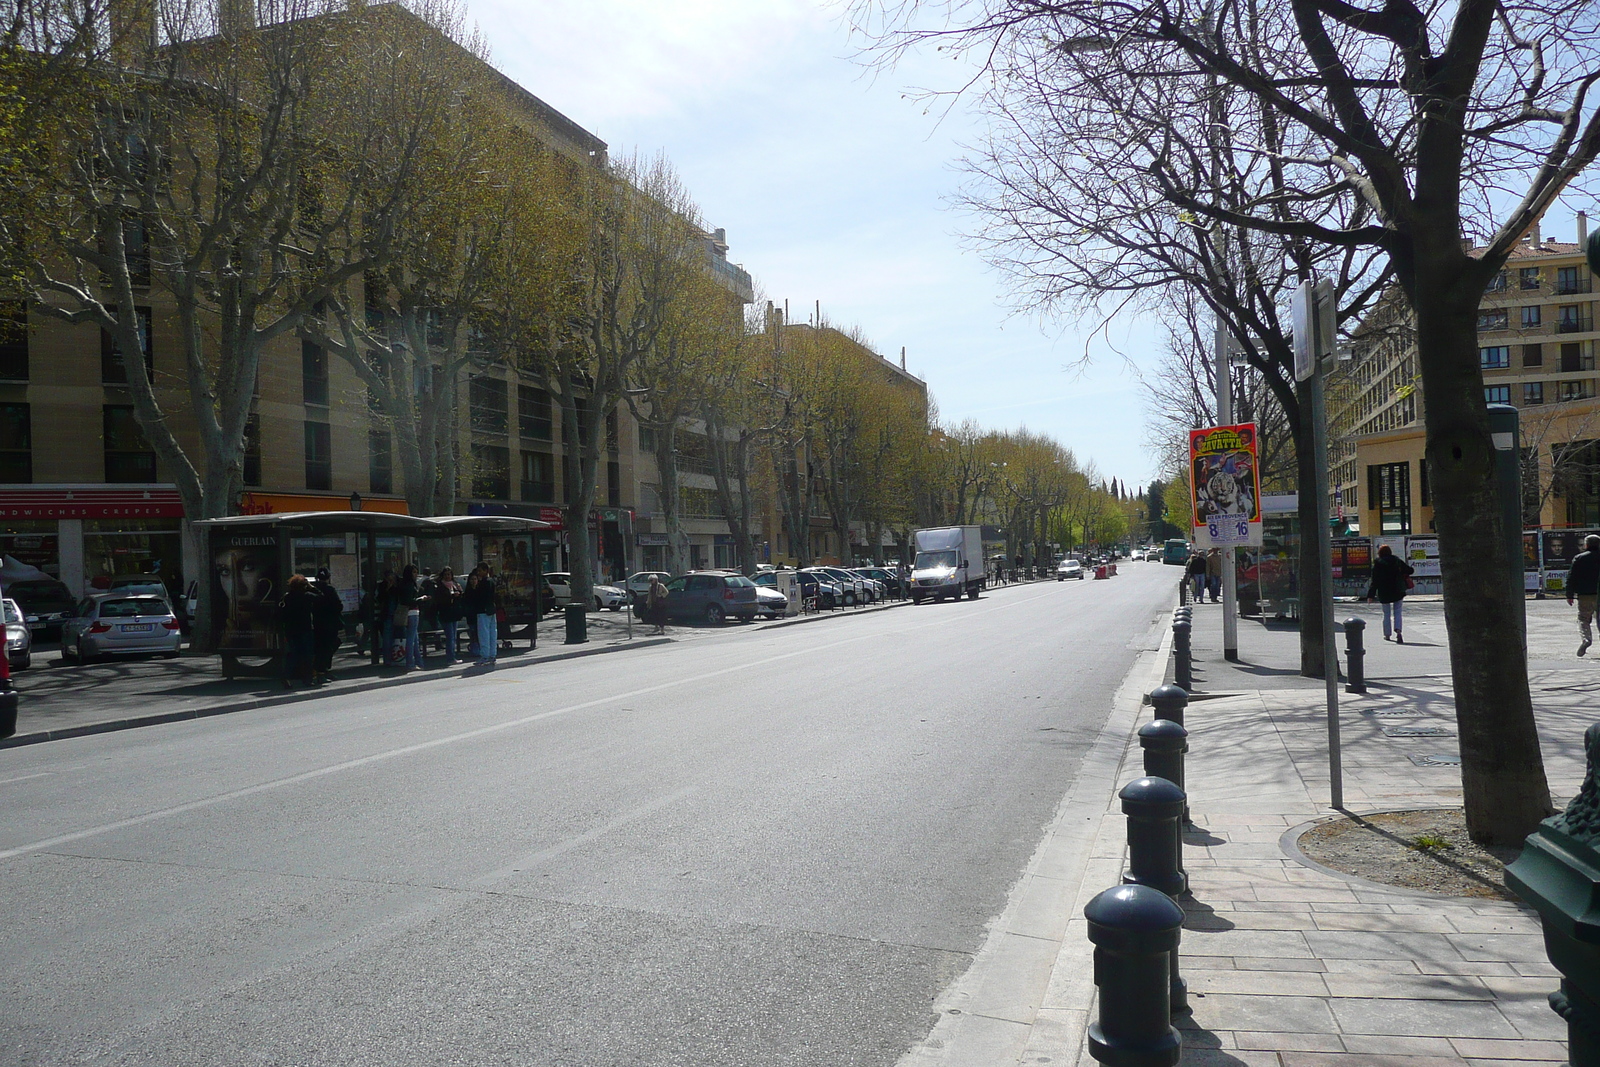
[{"left": 1365, "top": 544, "right": 1415, "bottom": 643}]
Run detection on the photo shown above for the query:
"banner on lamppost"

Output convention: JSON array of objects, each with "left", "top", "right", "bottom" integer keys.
[{"left": 1189, "top": 422, "right": 1263, "bottom": 548}]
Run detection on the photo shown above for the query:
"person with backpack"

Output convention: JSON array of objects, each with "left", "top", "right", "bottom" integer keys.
[{"left": 1365, "top": 544, "right": 1416, "bottom": 643}]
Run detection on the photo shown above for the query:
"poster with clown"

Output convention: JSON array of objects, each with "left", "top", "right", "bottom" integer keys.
[{"left": 1189, "top": 423, "right": 1264, "bottom": 548}]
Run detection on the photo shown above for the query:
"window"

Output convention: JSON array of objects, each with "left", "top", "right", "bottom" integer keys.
[
  {"left": 1525, "top": 381, "right": 1545, "bottom": 405},
  {"left": 1521, "top": 305, "right": 1542, "bottom": 329},
  {"left": 1524, "top": 343, "right": 1544, "bottom": 367},
  {"left": 304, "top": 421, "right": 331, "bottom": 490},
  {"left": 1486, "top": 270, "right": 1508, "bottom": 293},
  {"left": 471, "top": 443, "right": 509, "bottom": 499},
  {"left": 1561, "top": 379, "right": 1598, "bottom": 402},
  {"left": 1558, "top": 440, "right": 1600, "bottom": 526},
  {"left": 0, "top": 302, "right": 25, "bottom": 381},
  {"left": 1485, "top": 385, "right": 1511, "bottom": 404},
  {"left": 124, "top": 219, "right": 150, "bottom": 287},
  {"left": 104, "top": 405, "right": 155, "bottom": 482},
  {"left": 639, "top": 425, "right": 657, "bottom": 452},
  {"left": 1522, "top": 446, "right": 1543, "bottom": 525},
  {"left": 608, "top": 459, "right": 621, "bottom": 507},
  {"left": 520, "top": 450, "right": 554, "bottom": 502},
  {"left": 1559, "top": 304, "right": 1591, "bottom": 333},
  {"left": 606, "top": 410, "right": 619, "bottom": 452},
  {"left": 1558, "top": 266, "right": 1590, "bottom": 295},
  {"left": 1521, "top": 267, "right": 1543, "bottom": 290},
  {"left": 0, "top": 402, "right": 30, "bottom": 482},
  {"left": 572, "top": 395, "right": 590, "bottom": 446},
  {"left": 1367, "top": 461, "right": 1412, "bottom": 534},
  {"left": 242, "top": 412, "right": 261, "bottom": 486},
  {"left": 301, "top": 341, "right": 328, "bottom": 406},
  {"left": 100, "top": 306, "right": 153, "bottom": 384},
  {"left": 368, "top": 430, "right": 392, "bottom": 494},
  {"left": 1480, "top": 345, "right": 1510, "bottom": 368},
  {"left": 470, "top": 375, "right": 508, "bottom": 434},
  {"left": 1562, "top": 342, "right": 1589, "bottom": 372},
  {"left": 517, "top": 385, "right": 552, "bottom": 441},
  {"left": 1478, "top": 308, "right": 1508, "bottom": 330}
]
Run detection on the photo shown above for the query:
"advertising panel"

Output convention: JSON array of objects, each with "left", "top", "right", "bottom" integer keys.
[
  {"left": 209, "top": 527, "right": 280, "bottom": 653},
  {"left": 479, "top": 534, "right": 541, "bottom": 621},
  {"left": 1189, "top": 423, "right": 1263, "bottom": 548}
]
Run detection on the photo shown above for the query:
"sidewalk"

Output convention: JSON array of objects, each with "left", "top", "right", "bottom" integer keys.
[{"left": 927, "top": 595, "right": 1593, "bottom": 1066}]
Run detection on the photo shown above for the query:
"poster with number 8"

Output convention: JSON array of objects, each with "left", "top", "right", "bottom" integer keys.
[{"left": 1189, "top": 423, "right": 1263, "bottom": 548}]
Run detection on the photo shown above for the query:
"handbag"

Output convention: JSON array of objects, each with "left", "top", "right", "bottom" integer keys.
[
  {"left": 1404, "top": 576, "right": 1415, "bottom": 591},
  {"left": 391, "top": 604, "right": 410, "bottom": 628}
]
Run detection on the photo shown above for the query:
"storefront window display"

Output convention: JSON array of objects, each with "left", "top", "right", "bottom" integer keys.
[
  {"left": 84, "top": 517, "right": 182, "bottom": 599},
  {"left": 0, "top": 521, "right": 60, "bottom": 577}
]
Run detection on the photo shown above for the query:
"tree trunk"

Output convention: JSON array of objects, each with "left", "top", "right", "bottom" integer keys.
[{"left": 1413, "top": 249, "right": 1552, "bottom": 845}]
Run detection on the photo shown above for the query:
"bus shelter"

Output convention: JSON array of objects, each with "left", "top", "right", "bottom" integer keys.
[{"left": 194, "top": 512, "right": 551, "bottom": 677}]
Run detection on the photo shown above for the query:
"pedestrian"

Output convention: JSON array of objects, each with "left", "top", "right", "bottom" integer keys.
[
  {"left": 278, "top": 573, "right": 317, "bottom": 687},
  {"left": 1185, "top": 551, "right": 1207, "bottom": 601},
  {"left": 1014, "top": 554, "right": 1024, "bottom": 582},
  {"left": 1365, "top": 543, "right": 1415, "bottom": 642},
  {"left": 311, "top": 568, "right": 344, "bottom": 682},
  {"left": 468, "top": 562, "right": 499, "bottom": 666},
  {"left": 646, "top": 573, "right": 668, "bottom": 635},
  {"left": 398, "top": 563, "right": 426, "bottom": 670},
  {"left": 434, "top": 566, "right": 463, "bottom": 663},
  {"left": 1205, "top": 549, "right": 1222, "bottom": 603},
  {"left": 463, "top": 569, "right": 482, "bottom": 659},
  {"left": 1567, "top": 533, "right": 1600, "bottom": 656},
  {"left": 374, "top": 571, "right": 398, "bottom": 661}
]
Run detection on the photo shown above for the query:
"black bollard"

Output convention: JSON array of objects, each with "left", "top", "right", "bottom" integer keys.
[
  {"left": 1121, "top": 776, "right": 1190, "bottom": 1015},
  {"left": 1085, "top": 883, "right": 1184, "bottom": 1066},
  {"left": 1140, "top": 718, "right": 1190, "bottom": 823},
  {"left": 1172, "top": 620, "right": 1192, "bottom": 692},
  {"left": 1149, "top": 684, "right": 1189, "bottom": 728},
  {"left": 563, "top": 603, "right": 587, "bottom": 645},
  {"left": 1344, "top": 618, "right": 1367, "bottom": 694},
  {"left": 0, "top": 678, "right": 15, "bottom": 739},
  {"left": 1178, "top": 578, "right": 1189, "bottom": 606}
]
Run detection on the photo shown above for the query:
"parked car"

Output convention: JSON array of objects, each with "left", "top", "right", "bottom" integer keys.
[
  {"left": 625, "top": 571, "right": 674, "bottom": 599},
  {"left": 845, "top": 569, "right": 888, "bottom": 601},
  {"left": 854, "top": 566, "right": 905, "bottom": 597},
  {"left": 640, "top": 572, "right": 759, "bottom": 624},
  {"left": 752, "top": 584, "right": 788, "bottom": 618},
  {"left": 806, "top": 567, "right": 870, "bottom": 605},
  {"left": 794, "top": 571, "right": 842, "bottom": 609},
  {"left": 1056, "top": 558, "right": 1085, "bottom": 581},
  {"left": 6, "top": 577, "right": 76, "bottom": 637},
  {"left": 593, "top": 583, "right": 627, "bottom": 611},
  {"left": 60, "top": 594, "right": 183, "bottom": 662},
  {"left": 4, "top": 598, "right": 31, "bottom": 670}
]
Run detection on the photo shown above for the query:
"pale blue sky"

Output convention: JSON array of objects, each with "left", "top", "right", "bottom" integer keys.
[{"left": 467, "top": 0, "right": 1163, "bottom": 489}]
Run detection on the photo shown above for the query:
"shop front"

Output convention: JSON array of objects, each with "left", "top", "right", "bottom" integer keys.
[{"left": 0, "top": 484, "right": 186, "bottom": 597}]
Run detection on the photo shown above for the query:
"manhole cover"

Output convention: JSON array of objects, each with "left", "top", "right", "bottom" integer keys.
[
  {"left": 1407, "top": 753, "right": 1462, "bottom": 767},
  {"left": 1382, "top": 725, "right": 1454, "bottom": 737},
  {"left": 1361, "top": 708, "right": 1422, "bottom": 718}
]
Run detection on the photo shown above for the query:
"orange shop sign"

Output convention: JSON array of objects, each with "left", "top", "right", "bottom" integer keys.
[{"left": 239, "top": 493, "right": 410, "bottom": 516}]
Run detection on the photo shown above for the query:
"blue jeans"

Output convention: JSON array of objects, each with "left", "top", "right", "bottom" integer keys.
[
  {"left": 1382, "top": 600, "right": 1403, "bottom": 638},
  {"left": 477, "top": 613, "right": 498, "bottom": 662},
  {"left": 405, "top": 611, "right": 422, "bottom": 667},
  {"left": 442, "top": 619, "right": 459, "bottom": 660}
]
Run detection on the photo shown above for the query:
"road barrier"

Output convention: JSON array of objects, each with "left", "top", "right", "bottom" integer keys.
[
  {"left": 1085, "top": 884, "right": 1184, "bottom": 1066},
  {"left": 1344, "top": 617, "right": 1367, "bottom": 694},
  {"left": 1172, "top": 619, "right": 1192, "bottom": 692},
  {"left": 1139, "top": 718, "right": 1189, "bottom": 824}
]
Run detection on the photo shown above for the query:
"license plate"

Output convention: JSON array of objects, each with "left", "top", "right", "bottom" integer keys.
[{"left": 121, "top": 623, "right": 153, "bottom": 633}]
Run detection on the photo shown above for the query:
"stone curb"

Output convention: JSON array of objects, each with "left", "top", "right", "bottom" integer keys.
[{"left": 0, "top": 636, "right": 673, "bottom": 750}]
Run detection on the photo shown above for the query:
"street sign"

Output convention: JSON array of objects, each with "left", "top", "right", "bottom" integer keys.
[
  {"left": 1188, "top": 422, "right": 1263, "bottom": 547},
  {"left": 1292, "top": 279, "right": 1336, "bottom": 382}
]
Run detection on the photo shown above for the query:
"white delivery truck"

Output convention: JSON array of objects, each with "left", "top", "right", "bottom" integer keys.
[{"left": 910, "top": 525, "right": 985, "bottom": 603}]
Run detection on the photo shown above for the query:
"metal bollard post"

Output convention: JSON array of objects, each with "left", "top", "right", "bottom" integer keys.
[
  {"left": 563, "top": 603, "right": 587, "bottom": 645},
  {"left": 1140, "top": 718, "right": 1190, "bottom": 823},
  {"left": 1121, "top": 775, "right": 1190, "bottom": 1014},
  {"left": 1149, "top": 684, "right": 1189, "bottom": 727},
  {"left": 1343, "top": 617, "right": 1367, "bottom": 694},
  {"left": 1172, "top": 620, "right": 1192, "bottom": 692},
  {"left": 1085, "top": 884, "right": 1184, "bottom": 1066},
  {"left": 1178, "top": 578, "right": 1189, "bottom": 606}
]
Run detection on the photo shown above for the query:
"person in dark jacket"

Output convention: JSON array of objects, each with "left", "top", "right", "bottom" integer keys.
[
  {"left": 397, "top": 564, "right": 425, "bottom": 670},
  {"left": 464, "top": 563, "right": 499, "bottom": 666},
  {"left": 311, "top": 568, "right": 344, "bottom": 682},
  {"left": 1567, "top": 534, "right": 1600, "bottom": 657},
  {"left": 1185, "top": 552, "right": 1207, "bottom": 601},
  {"left": 1365, "top": 544, "right": 1415, "bottom": 643},
  {"left": 278, "top": 573, "right": 318, "bottom": 687},
  {"left": 434, "top": 566, "right": 464, "bottom": 663}
]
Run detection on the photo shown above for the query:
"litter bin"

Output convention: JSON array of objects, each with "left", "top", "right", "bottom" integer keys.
[
  {"left": 564, "top": 604, "right": 587, "bottom": 645},
  {"left": 0, "top": 683, "right": 16, "bottom": 739}
]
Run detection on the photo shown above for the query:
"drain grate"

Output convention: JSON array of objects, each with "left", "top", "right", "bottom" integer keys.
[
  {"left": 1382, "top": 725, "right": 1454, "bottom": 737},
  {"left": 1407, "top": 753, "right": 1462, "bottom": 767},
  {"left": 1361, "top": 708, "right": 1422, "bottom": 718}
]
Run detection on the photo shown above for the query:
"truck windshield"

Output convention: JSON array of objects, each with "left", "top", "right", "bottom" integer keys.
[{"left": 915, "top": 550, "right": 958, "bottom": 570}]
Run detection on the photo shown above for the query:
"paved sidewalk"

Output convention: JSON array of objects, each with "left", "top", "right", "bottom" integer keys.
[{"left": 1022, "top": 597, "right": 1592, "bottom": 1066}]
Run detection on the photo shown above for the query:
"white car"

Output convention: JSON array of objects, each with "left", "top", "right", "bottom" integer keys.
[
  {"left": 545, "top": 572, "right": 628, "bottom": 611},
  {"left": 60, "top": 593, "right": 183, "bottom": 662},
  {"left": 4, "top": 598, "right": 30, "bottom": 670},
  {"left": 752, "top": 585, "right": 788, "bottom": 618},
  {"left": 1056, "top": 558, "right": 1085, "bottom": 581}
]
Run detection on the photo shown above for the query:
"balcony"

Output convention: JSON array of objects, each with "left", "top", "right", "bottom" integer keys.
[
  {"left": 708, "top": 257, "right": 754, "bottom": 302},
  {"left": 1558, "top": 317, "right": 1594, "bottom": 334},
  {"left": 1557, "top": 278, "right": 1594, "bottom": 295}
]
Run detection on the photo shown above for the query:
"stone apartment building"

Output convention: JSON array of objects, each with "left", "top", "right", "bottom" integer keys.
[{"left": 1331, "top": 215, "right": 1600, "bottom": 539}]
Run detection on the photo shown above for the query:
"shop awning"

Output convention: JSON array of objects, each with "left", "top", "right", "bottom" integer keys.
[{"left": 193, "top": 513, "right": 552, "bottom": 537}]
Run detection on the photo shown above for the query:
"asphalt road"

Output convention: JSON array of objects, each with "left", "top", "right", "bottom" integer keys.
[{"left": 0, "top": 564, "right": 1176, "bottom": 1067}]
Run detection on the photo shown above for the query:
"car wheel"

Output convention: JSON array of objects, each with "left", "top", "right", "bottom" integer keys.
[
  {"left": 12, "top": 654, "right": 28, "bottom": 671},
  {"left": 968, "top": 587, "right": 979, "bottom": 600},
  {"left": 595, "top": 596, "right": 604, "bottom": 611},
  {"left": 76, "top": 639, "right": 93, "bottom": 664},
  {"left": 911, "top": 595, "right": 922, "bottom": 604},
  {"left": 705, "top": 603, "right": 725, "bottom": 625}
]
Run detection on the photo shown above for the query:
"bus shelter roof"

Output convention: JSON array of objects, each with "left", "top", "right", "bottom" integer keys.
[{"left": 193, "top": 513, "right": 552, "bottom": 537}]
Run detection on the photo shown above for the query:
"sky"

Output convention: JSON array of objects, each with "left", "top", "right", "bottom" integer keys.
[{"left": 464, "top": 0, "right": 1164, "bottom": 492}]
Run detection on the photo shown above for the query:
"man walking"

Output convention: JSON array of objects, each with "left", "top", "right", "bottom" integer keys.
[
  {"left": 1568, "top": 534, "right": 1600, "bottom": 656},
  {"left": 1365, "top": 544, "right": 1415, "bottom": 643},
  {"left": 1186, "top": 551, "right": 1207, "bottom": 602},
  {"left": 1205, "top": 549, "right": 1222, "bottom": 603}
]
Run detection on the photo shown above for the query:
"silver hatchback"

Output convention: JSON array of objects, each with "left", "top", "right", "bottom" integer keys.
[{"left": 61, "top": 594, "right": 183, "bottom": 663}]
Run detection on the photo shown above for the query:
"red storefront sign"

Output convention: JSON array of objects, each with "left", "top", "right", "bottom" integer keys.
[{"left": 0, "top": 486, "right": 185, "bottom": 520}]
